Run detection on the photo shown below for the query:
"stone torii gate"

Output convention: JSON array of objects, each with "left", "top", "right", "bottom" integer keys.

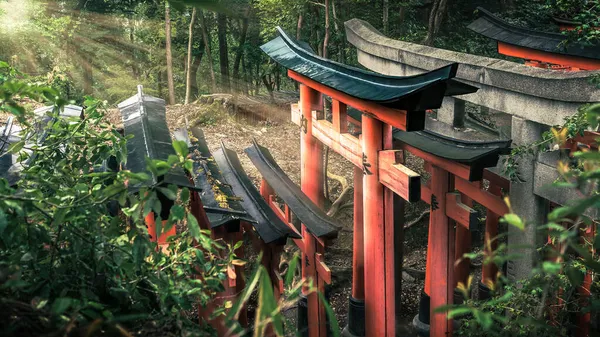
[{"left": 262, "top": 27, "right": 511, "bottom": 337}]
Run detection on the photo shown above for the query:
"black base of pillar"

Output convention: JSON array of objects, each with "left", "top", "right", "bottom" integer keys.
[
  {"left": 413, "top": 314, "right": 430, "bottom": 337},
  {"left": 413, "top": 292, "right": 430, "bottom": 336},
  {"left": 478, "top": 281, "right": 492, "bottom": 301},
  {"left": 297, "top": 294, "right": 308, "bottom": 337},
  {"left": 341, "top": 297, "right": 365, "bottom": 337}
]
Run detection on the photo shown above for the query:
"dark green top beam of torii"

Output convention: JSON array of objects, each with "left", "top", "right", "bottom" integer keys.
[{"left": 260, "top": 27, "right": 478, "bottom": 112}]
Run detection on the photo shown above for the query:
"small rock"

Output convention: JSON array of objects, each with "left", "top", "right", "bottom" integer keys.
[{"left": 402, "top": 271, "right": 416, "bottom": 283}]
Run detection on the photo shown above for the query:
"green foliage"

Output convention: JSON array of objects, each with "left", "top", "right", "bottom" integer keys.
[
  {"left": 0, "top": 66, "right": 233, "bottom": 336},
  {"left": 0, "top": 60, "right": 337, "bottom": 337},
  {"left": 552, "top": 0, "right": 600, "bottom": 46},
  {"left": 503, "top": 106, "right": 590, "bottom": 182},
  {"left": 445, "top": 103, "right": 600, "bottom": 337}
]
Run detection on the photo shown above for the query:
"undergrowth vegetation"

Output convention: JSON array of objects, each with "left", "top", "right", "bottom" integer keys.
[
  {"left": 0, "top": 61, "right": 337, "bottom": 337},
  {"left": 446, "top": 102, "right": 600, "bottom": 336}
]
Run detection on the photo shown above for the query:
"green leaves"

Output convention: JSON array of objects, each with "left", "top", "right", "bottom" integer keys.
[
  {"left": 542, "top": 261, "right": 562, "bottom": 275},
  {"left": 187, "top": 213, "right": 201, "bottom": 240},
  {"left": 172, "top": 140, "right": 189, "bottom": 158},
  {"left": 51, "top": 297, "right": 73, "bottom": 315},
  {"left": 254, "top": 265, "right": 283, "bottom": 336},
  {"left": 501, "top": 213, "right": 525, "bottom": 231},
  {"left": 565, "top": 265, "right": 584, "bottom": 287},
  {"left": 157, "top": 185, "right": 178, "bottom": 201},
  {"left": 6, "top": 140, "right": 24, "bottom": 154}
]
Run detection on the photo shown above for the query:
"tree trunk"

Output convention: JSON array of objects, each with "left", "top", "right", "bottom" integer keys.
[
  {"left": 398, "top": 5, "right": 407, "bottom": 32},
  {"left": 158, "top": 70, "right": 163, "bottom": 98},
  {"left": 323, "top": 0, "right": 330, "bottom": 59},
  {"left": 422, "top": 0, "right": 448, "bottom": 46},
  {"left": 275, "top": 64, "right": 280, "bottom": 91},
  {"left": 129, "top": 18, "right": 139, "bottom": 78},
  {"left": 165, "top": 2, "right": 176, "bottom": 105},
  {"left": 198, "top": 10, "right": 217, "bottom": 92},
  {"left": 261, "top": 75, "right": 274, "bottom": 102},
  {"left": 82, "top": 54, "right": 93, "bottom": 95},
  {"left": 190, "top": 53, "right": 203, "bottom": 100},
  {"left": 217, "top": 13, "right": 230, "bottom": 92},
  {"left": 297, "top": 13, "right": 303, "bottom": 40},
  {"left": 383, "top": 0, "right": 389, "bottom": 35},
  {"left": 242, "top": 53, "right": 249, "bottom": 95},
  {"left": 313, "top": 7, "right": 321, "bottom": 56},
  {"left": 185, "top": 8, "right": 197, "bottom": 105},
  {"left": 233, "top": 14, "right": 249, "bottom": 93},
  {"left": 332, "top": 0, "right": 345, "bottom": 62}
]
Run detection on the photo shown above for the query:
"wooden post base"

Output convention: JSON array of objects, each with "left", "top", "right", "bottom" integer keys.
[
  {"left": 297, "top": 294, "right": 309, "bottom": 337},
  {"left": 414, "top": 291, "right": 431, "bottom": 337},
  {"left": 342, "top": 297, "right": 366, "bottom": 337}
]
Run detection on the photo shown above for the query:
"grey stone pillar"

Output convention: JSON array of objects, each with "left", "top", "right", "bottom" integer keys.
[
  {"left": 437, "top": 97, "right": 466, "bottom": 128},
  {"left": 506, "top": 116, "right": 547, "bottom": 282}
]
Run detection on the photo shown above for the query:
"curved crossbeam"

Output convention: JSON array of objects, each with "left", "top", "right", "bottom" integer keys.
[
  {"left": 393, "top": 129, "right": 511, "bottom": 181},
  {"left": 261, "top": 27, "right": 477, "bottom": 111},
  {"left": 245, "top": 139, "right": 340, "bottom": 239},
  {"left": 186, "top": 128, "right": 254, "bottom": 229},
  {"left": 212, "top": 141, "right": 301, "bottom": 243},
  {"left": 118, "top": 85, "right": 193, "bottom": 190},
  {"left": 468, "top": 7, "right": 600, "bottom": 69}
]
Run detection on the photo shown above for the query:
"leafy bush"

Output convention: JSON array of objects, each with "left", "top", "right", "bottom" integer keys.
[
  {"left": 0, "top": 68, "right": 233, "bottom": 336},
  {"left": 445, "top": 103, "right": 600, "bottom": 337},
  {"left": 0, "top": 60, "right": 339, "bottom": 337}
]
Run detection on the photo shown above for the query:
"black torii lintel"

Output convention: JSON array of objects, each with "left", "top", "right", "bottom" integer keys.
[
  {"left": 260, "top": 27, "right": 478, "bottom": 111},
  {"left": 186, "top": 128, "right": 255, "bottom": 230},
  {"left": 118, "top": 85, "right": 195, "bottom": 191},
  {"left": 213, "top": 141, "right": 301, "bottom": 244},
  {"left": 245, "top": 140, "right": 340, "bottom": 239},
  {"left": 468, "top": 7, "right": 600, "bottom": 60}
]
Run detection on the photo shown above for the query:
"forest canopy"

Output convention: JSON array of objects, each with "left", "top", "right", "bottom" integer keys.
[{"left": 1, "top": 0, "right": 595, "bottom": 105}]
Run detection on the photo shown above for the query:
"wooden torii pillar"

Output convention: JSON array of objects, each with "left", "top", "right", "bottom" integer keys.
[{"left": 291, "top": 72, "right": 424, "bottom": 337}]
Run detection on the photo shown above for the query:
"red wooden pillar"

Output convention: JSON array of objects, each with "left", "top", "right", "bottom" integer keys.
[
  {"left": 299, "top": 84, "right": 326, "bottom": 337},
  {"left": 342, "top": 166, "right": 366, "bottom": 337},
  {"left": 352, "top": 166, "right": 365, "bottom": 300},
  {"left": 362, "top": 115, "right": 394, "bottom": 337},
  {"left": 429, "top": 166, "right": 455, "bottom": 337},
  {"left": 145, "top": 213, "right": 176, "bottom": 253},
  {"left": 382, "top": 124, "right": 396, "bottom": 336}
]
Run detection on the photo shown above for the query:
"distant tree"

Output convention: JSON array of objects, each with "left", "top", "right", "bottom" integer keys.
[
  {"left": 198, "top": 9, "right": 217, "bottom": 92},
  {"left": 423, "top": 0, "right": 448, "bottom": 46},
  {"left": 165, "top": 1, "right": 176, "bottom": 104},
  {"left": 217, "top": 12, "right": 230, "bottom": 92},
  {"left": 383, "top": 0, "right": 389, "bottom": 35},
  {"left": 233, "top": 10, "right": 250, "bottom": 93},
  {"left": 185, "top": 7, "right": 197, "bottom": 104}
]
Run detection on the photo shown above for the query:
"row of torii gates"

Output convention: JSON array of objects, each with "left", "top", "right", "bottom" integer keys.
[
  {"left": 1, "top": 11, "right": 594, "bottom": 336},
  {"left": 111, "top": 22, "right": 595, "bottom": 337},
  {"left": 260, "top": 28, "right": 512, "bottom": 337}
]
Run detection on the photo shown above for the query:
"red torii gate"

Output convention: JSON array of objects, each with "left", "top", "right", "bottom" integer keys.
[
  {"left": 259, "top": 25, "right": 513, "bottom": 337},
  {"left": 469, "top": 7, "right": 600, "bottom": 71},
  {"left": 260, "top": 27, "right": 514, "bottom": 337}
]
